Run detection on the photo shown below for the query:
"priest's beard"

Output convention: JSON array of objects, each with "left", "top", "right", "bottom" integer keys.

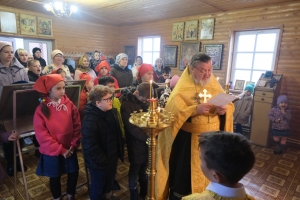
[{"left": 193, "top": 76, "right": 211, "bottom": 87}]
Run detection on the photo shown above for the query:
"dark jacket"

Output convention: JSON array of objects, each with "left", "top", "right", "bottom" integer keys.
[
  {"left": 33, "top": 56, "right": 47, "bottom": 68},
  {"left": 110, "top": 64, "right": 133, "bottom": 88},
  {"left": 81, "top": 102, "right": 124, "bottom": 170},
  {"left": 120, "top": 89, "right": 149, "bottom": 164},
  {"left": 27, "top": 70, "right": 41, "bottom": 82}
]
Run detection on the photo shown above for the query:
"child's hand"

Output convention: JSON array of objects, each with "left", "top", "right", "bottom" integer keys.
[{"left": 8, "top": 132, "right": 18, "bottom": 141}]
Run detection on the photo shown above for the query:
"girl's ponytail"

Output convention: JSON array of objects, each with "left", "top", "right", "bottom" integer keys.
[{"left": 39, "top": 97, "right": 50, "bottom": 119}]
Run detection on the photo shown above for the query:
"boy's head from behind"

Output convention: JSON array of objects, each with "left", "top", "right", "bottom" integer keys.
[
  {"left": 98, "top": 76, "right": 115, "bottom": 93},
  {"left": 134, "top": 82, "right": 150, "bottom": 103},
  {"left": 162, "top": 67, "right": 171, "bottom": 80},
  {"left": 199, "top": 131, "right": 255, "bottom": 187}
]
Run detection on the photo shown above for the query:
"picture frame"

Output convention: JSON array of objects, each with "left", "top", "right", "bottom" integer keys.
[
  {"left": 124, "top": 46, "right": 136, "bottom": 66},
  {"left": 20, "top": 14, "right": 36, "bottom": 35},
  {"left": 180, "top": 42, "right": 200, "bottom": 71},
  {"left": 184, "top": 20, "right": 198, "bottom": 41},
  {"left": 163, "top": 45, "right": 177, "bottom": 67},
  {"left": 203, "top": 44, "right": 223, "bottom": 70},
  {"left": 257, "top": 80, "right": 267, "bottom": 87},
  {"left": 234, "top": 80, "right": 245, "bottom": 90},
  {"left": 172, "top": 22, "right": 184, "bottom": 41},
  {"left": 0, "top": 12, "right": 17, "bottom": 33},
  {"left": 38, "top": 17, "right": 53, "bottom": 37},
  {"left": 200, "top": 18, "right": 215, "bottom": 40}
]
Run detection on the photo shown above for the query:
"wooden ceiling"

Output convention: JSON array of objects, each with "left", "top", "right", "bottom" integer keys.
[{"left": 0, "top": 0, "right": 297, "bottom": 25}]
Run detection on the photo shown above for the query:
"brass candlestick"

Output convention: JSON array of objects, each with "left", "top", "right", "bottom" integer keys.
[{"left": 129, "top": 97, "right": 174, "bottom": 200}]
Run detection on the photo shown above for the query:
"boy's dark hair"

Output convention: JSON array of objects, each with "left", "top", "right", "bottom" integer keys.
[
  {"left": 162, "top": 67, "right": 171, "bottom": 74},
  {"left": 199, "top": 131, "right": 255, "bottom": 185},
  {"left": 98, "top": 76, "right": 115, "bottom": 86},
  {"left": 137, "top": 82, "right": 150, "bottom": 99}
]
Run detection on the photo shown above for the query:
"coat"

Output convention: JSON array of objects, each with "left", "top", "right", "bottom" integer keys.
[
  {"left": 0, "top": 58, "right": 29, "bottom": 86},
  {"left": 120, "top": 89, "right": 149, "bottom": 164},
  {"left": 233, "top": 95, "right": 253, "bottom": 124},
  {"left": 81, "top": 102, "right": 124, "bottom": 170},
  {"left": 27, "top": 70, "right": 41, "bottom": 82},
  {"left": 110, "top": 64, "right": 133, "bottom": 88}
]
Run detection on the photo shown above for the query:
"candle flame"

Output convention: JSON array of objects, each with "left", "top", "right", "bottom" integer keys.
[
  {"left": 217, "top": 77, "right": 219, "bottom": 81},
  {"left": 150, "top": 80, "right": 153, "bottom": 84}
]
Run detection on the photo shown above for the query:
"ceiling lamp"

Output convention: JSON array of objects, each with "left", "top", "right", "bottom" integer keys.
[{"left": 44, "top": 1, "right": 78, "bottom": 18}]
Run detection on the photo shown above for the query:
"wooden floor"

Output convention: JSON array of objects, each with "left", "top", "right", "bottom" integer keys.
[{"left": 0, "top": 136, "right": 300, "bottom": 200}]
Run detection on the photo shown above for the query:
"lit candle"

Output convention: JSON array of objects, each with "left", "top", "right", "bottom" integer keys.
[
  {"left": 150, "top": 80, "right": 153, "bottom": 99},
  {"left": 217, "top": 77, "right": 219, "bottom": 81}
]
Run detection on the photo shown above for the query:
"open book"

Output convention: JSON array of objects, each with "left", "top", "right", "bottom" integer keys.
[{"left": 207, "top": 93, "right": 237, "bottom": 106}]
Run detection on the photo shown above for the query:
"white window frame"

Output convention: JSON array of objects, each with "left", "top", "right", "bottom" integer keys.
[
  {"left": 231, "top": 29, "right": 280, "bottom": 84},
  {"left": 138, "top": 36, "right": 161, "bottom": 65}
]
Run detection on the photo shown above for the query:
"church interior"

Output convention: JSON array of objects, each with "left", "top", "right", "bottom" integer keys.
[{"left": 0, "top": 0, "right": 300, "bottom": 199}]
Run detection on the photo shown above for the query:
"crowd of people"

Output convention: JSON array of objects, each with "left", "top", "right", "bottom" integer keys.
[{"left": 0, "top": 41, "right": 292, "bottom": 200}]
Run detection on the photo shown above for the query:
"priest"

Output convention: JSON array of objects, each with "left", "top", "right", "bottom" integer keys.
[{"left": 155, "top": 52, "right": 235, "bottom": 200}]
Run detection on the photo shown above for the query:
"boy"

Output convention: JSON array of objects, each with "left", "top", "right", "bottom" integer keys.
[
  {"left": 182, "top": 131, "right": 255, "bottom": 200},
  {"left": 233, "top": 84, "right": 254, "bottom": 134},
  {"left": 27, "top": 60, "right": 42, "bottom": 82},
  {"left": 119, "top": 83, "right": 150, "bottom": 200},
  {"left": 158, "top": 66, "right": 172, "bottom": 83}
]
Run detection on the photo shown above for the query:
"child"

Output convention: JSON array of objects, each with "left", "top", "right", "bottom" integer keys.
[
  {"left": 120, "top": 82, "right": 150, "bottom": 200},
  {"left": 158, "top": 67, "right": 172, "bottom": 83},
  {"left": 268, "top": 95, "right": 292, "bottom": 154},
  {"left": 33, "top": 74, "right": 82, "bottom": 200},
  {"left": 158, "top": 75, "right": 179, "bottom": 108},
  {"left": 27, "top": 60, "right": 42, "bottom": 82},
  {"left": 233, "top": 84, "right": 254, "bottom": 134},
  {"left": 94, "top": 60, "right": 120, "bottom": 91},
  {"left": 79, "top": 72, "right": 94, "bottom": 120},
  {"left": 51, "top": 68, "right": 67, "bottom": 80},
  {"left": 182, "top": 131, "right": 255, "bottom": 200},
  {"left": 81, "top": 85, "right": 124, "bottom": 200}
]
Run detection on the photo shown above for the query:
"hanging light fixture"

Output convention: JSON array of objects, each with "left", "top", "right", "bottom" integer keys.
[{"left": 44, "top": 1, "right": 78, "bottom": 18}]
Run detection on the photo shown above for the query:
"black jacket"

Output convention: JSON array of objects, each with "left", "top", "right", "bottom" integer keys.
[
  {"left": 33, "top": 56, "right": 47, "bottom": 68},
  {"left": 81, "top": 102, "right": 124, "bottom": 170},
  {"left": 120, "top": 89, "right": 149, "bottom": 164},
  {"left": 110, "top": 64, "right": 133, "bottom": 88},
  {"left": 27, "top": 70, "right": 40, "bottom": 82}
]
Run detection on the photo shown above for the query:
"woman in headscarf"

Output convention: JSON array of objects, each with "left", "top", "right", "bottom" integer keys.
[
  {"left": 153, "top": 58, "right": 164, "bottom": 82},
  {"left": 110, "top": 53, "right": 133, "bottom": 88},
  {"left": 132, "top": 56, "right": 143, "bottom": 80},
  {"left": 42, "top": 49, "right": 73, "bottom": 80},
  {"left": 14, "top": 48, "right": 29, "bottom": 69},
  {"left": 74, "top": 54, "right": 97, "bottom": 81}
]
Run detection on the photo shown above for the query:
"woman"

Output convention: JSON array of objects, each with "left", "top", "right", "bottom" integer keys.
[
  {"left": 110, "top": 53, "right": 133, "bottom": 88},
  {"left": 0, "top": 42, "right": 29, "bottom": 176},
  {"left": 14, "top": 48, "right": 29, "bottom": 68},
  {"left": 74, "top": 55, "right": 97, "bottom": 81},
  {"left": 89, "top": 50, "right": 101, "bottom": 71},
  {"left": 153, "top": 58, "right": 164, "bottom": 82},
  {"left": 132, "top": 56, "right": 143, "bottom": 80},
  {"left": 42, "top": 49, "right": 73, "bottom": 80}
]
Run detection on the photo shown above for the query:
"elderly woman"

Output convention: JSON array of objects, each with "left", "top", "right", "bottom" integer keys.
[
  {"left": 110, "top": 53, "right": 133, "bottom": 88},
  {"left": 42, "top": 50, "right": 73, "bottom": 80},
  {"left": 153, "top": 58, "right": 164, "bottom": 82},
  {"left": 74, "top": 54, "right": 97, "bottom": 81}
]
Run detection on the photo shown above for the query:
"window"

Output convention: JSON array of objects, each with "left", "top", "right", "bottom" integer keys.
[
  {"left": 231, "top": 29, "right": 280, "bottom": 85},
  {"left": 138, "top": 36, "right": 161, "bottom": 65}
]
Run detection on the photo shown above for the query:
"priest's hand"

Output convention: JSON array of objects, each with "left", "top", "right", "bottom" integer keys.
[
  {"left": 216, "top": 105, "right": 227, "bottom": 115},
  {"left": 197, "top": 103, "right": 212, "bottom": 115}
]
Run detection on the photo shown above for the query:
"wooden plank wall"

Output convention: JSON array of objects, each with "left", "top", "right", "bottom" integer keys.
[
  {"left": 119, "top": 2, "right": 300, "bottom": 141},
  {"left": 0, "top": 5, "right": 120, "bottom": 62}
]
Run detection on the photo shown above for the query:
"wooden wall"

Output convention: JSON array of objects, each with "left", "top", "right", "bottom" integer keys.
[
  {"left": 0, "top": 5, "right": 120, "bottom": 60},
  {"left": 119, "top": 2, "right": 300, "bottom": 141}
]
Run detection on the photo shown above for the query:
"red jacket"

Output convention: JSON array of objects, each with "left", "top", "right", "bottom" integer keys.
[
  {"left": 79, "top": 89, "right": 88, "bottom": 120},
  {"left": 33, "top": 95, "right": 82, "bottom": 156}
]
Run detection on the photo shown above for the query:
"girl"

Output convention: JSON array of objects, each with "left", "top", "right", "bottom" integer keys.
[
  {"left": 42, "top": 49, "right": 73, "bottom": 80},
  {"left": 74, "top": 55, "right": 96, "bottom": 81},
  {"left": 268, "top": 95, "right": 292, "bottom": 154},
  {"left": 79, "top": 72, "right": 94, "bottom": 120},
  {"left": 0, "top": 42, "right": 29, "bottom": 176},
  {"left": 51, "top": 68, "right": 67, "bottom": 81},
  {"left": 81, "top": 85, "right": 124, "bottom": 200},
  {"left": 33, "top": 74, "right": 81, "bottom": 200}
]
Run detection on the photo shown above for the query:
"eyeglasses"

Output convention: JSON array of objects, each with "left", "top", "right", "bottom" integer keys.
[{"left": 101, "top": 96, "right": 113, "bottom": 102}]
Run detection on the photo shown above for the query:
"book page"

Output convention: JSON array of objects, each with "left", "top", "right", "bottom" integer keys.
[{"left": 207, "top": 93, "right": 237, "bottom": 106}]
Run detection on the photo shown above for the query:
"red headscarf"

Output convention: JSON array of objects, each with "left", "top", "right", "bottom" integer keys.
[
  {"left": 79, "top": 72, "right": 92, "bottom": 86},
  {"left": 137, "top": 63, "right": 153, "bottom": 79},
  {"left": 95, "top": 60, "right": 111, "bottom": 74},
  {"left": 34, "top": 74, "right": 64, "bottom": 94}
]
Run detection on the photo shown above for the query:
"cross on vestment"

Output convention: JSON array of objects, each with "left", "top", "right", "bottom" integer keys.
[{"left": 199, "top": 89, "right": 212, "bottom": 103}]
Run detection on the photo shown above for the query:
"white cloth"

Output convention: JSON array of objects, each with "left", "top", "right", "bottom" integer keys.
[{"left": 206, "top": 182, "right": 247, "bottom": 198}]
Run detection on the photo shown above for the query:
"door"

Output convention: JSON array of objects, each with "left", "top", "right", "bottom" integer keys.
[{"left": 23, "top": 39, "right": 52, "bottom": 66}]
